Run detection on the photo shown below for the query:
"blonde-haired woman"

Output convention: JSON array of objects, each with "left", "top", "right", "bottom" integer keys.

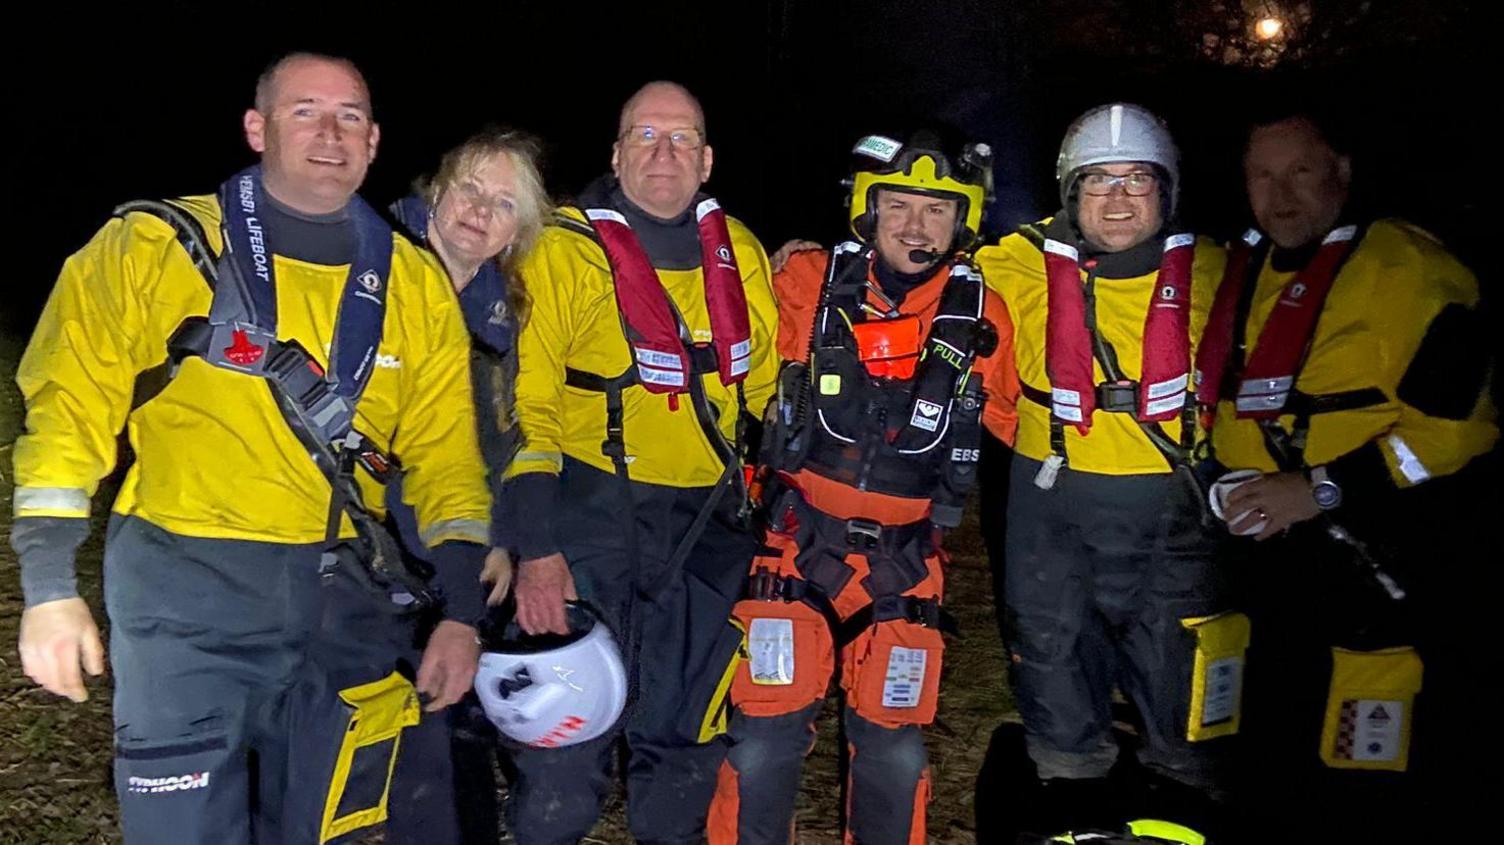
[{"left": 386, "top": 127, "right": 552, "bottom": 843}]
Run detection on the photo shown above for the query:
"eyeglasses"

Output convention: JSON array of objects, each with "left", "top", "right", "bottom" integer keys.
[
  {"left": 619, "top": 124, "right": 705, "bottom": 150},
  {"left": 451, "top": 181, "right": 517, "bottom": 216},
  {"left": 1078, "top": 170, "right": 1158, "bottom": 197}
]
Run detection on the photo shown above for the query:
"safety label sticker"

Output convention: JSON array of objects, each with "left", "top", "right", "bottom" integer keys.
[
  {"left": 1201, "top": 655, "right": 1243, "bottom": 726},
  {"left": 748, "top": 618, "right": 796, "bottom": 685},
  {"left": 882, "top": 646, "right": 927, "bottom": 708},
  {"left": 1345, "top": 699, "right": 1404, "bottom": 762}
]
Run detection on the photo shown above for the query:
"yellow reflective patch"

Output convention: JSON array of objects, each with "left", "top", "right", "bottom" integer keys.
[{"left": 819, "top": 374, "right": 842, "bottom": 395}]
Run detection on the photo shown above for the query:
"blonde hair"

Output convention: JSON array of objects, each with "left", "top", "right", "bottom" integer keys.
[{"left": 417, "top": 128, "right": 552, "bottom": 329}]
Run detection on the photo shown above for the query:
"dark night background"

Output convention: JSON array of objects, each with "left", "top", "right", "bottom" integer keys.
[
  {"left": 0, "top": 4, "right": 1495, "bottom": 840},
  {"left": 2, "top": 0, "right": 1491, "bottom": 339}
]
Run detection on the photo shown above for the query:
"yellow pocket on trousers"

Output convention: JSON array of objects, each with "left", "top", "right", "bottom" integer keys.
[
  {"left": 1319, "top": 646, "right": 1423, "bottom": 772},
  {"left": 694, "top": 618, "right": 747, "bottom": 743},
  {"left": 1180, "top": 612, "right": 1251, "bottom": 741},
  {"left": 319, "top": 671, "right": 421, "bottom": 843}
]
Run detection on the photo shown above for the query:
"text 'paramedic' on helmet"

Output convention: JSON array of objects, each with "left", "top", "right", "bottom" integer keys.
[
  {"left": 1056, "top": 103, "right": 1180, "bottom": 216},
  {"left": 847, "top": 129, "right": 993, "bottom": 253},
  {"left": 473, "top": 602, "right": 628, "bottom": 748}
]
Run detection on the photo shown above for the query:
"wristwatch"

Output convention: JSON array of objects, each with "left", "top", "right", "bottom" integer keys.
[{"left": 1308, "top": 465, "right": 1342, "bottom": 510}]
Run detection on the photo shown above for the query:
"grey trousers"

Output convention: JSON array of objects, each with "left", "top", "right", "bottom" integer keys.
[
  {"left": 1004, "top": 456, "right": 1226, "bottom": 788},
  {"left": 105, "top": 515, "right": 456, "bottom": 844}
]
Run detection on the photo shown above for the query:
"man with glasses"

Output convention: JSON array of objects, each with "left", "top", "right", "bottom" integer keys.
[
  {"left": 500, "top": 80, "right": 780, "bottom": 845},
  {"left": 975, "top": 103, "right": 1231, "bottom": 833}
]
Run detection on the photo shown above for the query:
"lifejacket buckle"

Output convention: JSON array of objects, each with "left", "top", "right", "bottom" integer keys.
[
  {"left": 601, "top": 424, "right": 627, "bottom": 459},
  {"left": 1095, "top": 380, "right": 1139, "bottom": 413},
  {"left": 844, "top": 518, "right": 883, "bottom": 551}
]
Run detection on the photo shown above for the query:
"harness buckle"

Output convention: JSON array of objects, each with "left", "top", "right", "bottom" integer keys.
[
  {"left": 898, "top": 597, "right": 924, "bottom": 626},
  {"left": 747, "top": 568, "right": 771, "bottom": 600},
  {"left": 878, "top": 594, "right": 940, "bottom": 629},
  {"left": 357, "top": 446, "right": 396, "bottom": 483},
  {"left": 845, "top": 518, "right": 883, "bottom": 551},
  {"left": 909, "top": 598, "right": 940, "bottom": 628}
]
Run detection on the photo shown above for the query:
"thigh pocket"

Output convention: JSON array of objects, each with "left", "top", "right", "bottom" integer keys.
[
  {"left": 674, "top": 567, "right": 754, "bottom": 744},
  {"left": 317, "top": 671, "right": 421, "bottom": 843},
  {"left": 1319, "top": 646, "right": 1423, "bottom": 772},
  {"left": 1180, "top": 611, "right": 1251, "bottom": 742},
  {"left": 115, "top": 719, "right": 242, "bottom": 844},
  {"left": 731, "top": 596, "right": 835, "bottom": 718},
  {"left": 845, "top": 619, "right": 945, "bottom": 728}
]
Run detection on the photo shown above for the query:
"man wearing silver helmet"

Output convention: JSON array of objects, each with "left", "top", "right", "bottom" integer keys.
[{"left": 976, "top": 103, "right": 1232, "bottom": 826}]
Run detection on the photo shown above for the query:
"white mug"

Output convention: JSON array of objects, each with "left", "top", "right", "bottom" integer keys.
[{"left": 1208, "top": 469, "right": 1269, "bottom": 536}]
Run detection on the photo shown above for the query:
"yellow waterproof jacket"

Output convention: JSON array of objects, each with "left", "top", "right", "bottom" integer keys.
[
  {"left": 507, "top": 205, "right": 780, "bottom": 489},
  {"left": 1210, "top": 219, "right": 1497, "bottom": 485},
  {"left": 976, "top": 222, "right": 1226, "bottom": 475},
  {"left": 12, "top": 195, "right": 490, "bottom": 547}
]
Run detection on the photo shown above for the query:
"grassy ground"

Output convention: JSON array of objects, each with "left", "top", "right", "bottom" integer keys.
[
  {"left": 1, "top": 335, "right": 125, "bottom": 844},
  {"left": 0, "top": 336, "right": 1014, "bottom": 844}
]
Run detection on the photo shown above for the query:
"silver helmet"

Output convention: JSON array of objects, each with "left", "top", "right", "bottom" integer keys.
[{"left": 1056, "top": 103, "right": 1180, "bottom": 216}]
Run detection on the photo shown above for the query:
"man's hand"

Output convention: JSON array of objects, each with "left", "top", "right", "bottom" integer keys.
[
  {"left": 415, "top": 619, "right": 481, "bottom": 712},
  {"left": 1225, "top": 471, "right": 1322, "bottom": 540},
  {"left": 513, "top": 553, "right": 577, "bottom": 635},
  {"left": 18, "top": 597, "right": 106, "bottom": 703},
  {"left": 481, "top": 547, "right": 514, "bottom": 606}
]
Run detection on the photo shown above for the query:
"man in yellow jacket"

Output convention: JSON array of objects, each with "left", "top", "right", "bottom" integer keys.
[
  {"left": 11, "top": 54, "right": 491, "bottom": 843},
  {"left": 1199, "top": 108, "right": 1498, "bottom": 839},
  {"left": 502, "top": 81, "right": 780, "bottom": 845},
  {"left": 976, "top": 103, "right": 1230, "bottom": 831}
]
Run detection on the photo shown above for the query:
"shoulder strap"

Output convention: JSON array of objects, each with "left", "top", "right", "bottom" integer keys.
[
  {"left": 550, "top": 209, "right": 600, "bottom": 242},
  {"left": 115, "top": 200, "right": 219, "bottom": 283},
  {"left": 1244, "top": 224, "right": 1376, "bottom": 470},
  {"left": 813, "top": 242, "right": 873, "bottom": 350},
  {"left": 117, "top": 200, "right": 217, "bottom": 408}
]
